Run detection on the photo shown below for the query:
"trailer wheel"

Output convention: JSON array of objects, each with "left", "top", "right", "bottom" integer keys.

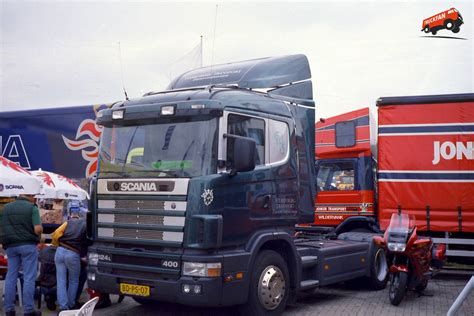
[
  {"left": 240, "top": 250, "right": 289, "bottom": 315},
  {"left": 369, "top": 246, "right": 389, "bottom": 290},
  {"left": 423, "top": 26, "right": 430, "bottom": 33},
  {"left": 444, "top": 20, "right": 454, "bottom": 30}
]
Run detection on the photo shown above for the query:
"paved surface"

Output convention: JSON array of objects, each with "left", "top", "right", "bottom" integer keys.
[{"left": 1, "top": 274, "right": 473, "bottom": 315}]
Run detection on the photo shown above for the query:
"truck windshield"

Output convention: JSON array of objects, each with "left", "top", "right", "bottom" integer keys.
[{"left": 98, "top": 118, "right": 218, "bottom": 178}]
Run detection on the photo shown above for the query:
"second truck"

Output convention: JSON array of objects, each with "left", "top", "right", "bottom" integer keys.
[{"left": 313, "top": 94, "right": 474, "bottom": 259}]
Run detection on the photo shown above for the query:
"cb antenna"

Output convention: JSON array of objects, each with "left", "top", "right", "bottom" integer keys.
[{"left": 118, "top": 41, "right": 129, "bottom": 101}]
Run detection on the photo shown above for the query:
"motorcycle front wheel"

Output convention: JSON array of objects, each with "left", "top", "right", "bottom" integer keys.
[{"left": 389, "top": 271, "right": 408, "bottom": 305}]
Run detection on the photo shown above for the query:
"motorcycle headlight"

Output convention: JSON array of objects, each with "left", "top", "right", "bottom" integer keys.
[
  {"left": 182, "top": 262, "right": 221, "bottom": 277},
  {"left": 387, "top": 242, "right": 406, "bottom": 252}
]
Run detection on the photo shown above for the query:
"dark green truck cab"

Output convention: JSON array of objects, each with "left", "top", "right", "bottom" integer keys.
[{"left": 87, "top": 55, "right": 387, "bottom": 315}]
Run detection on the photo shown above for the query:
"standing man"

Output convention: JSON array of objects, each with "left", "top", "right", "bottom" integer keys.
[
  {"left": 52, "top": 210, "right": 87, "bottom": 312},
  {"left": 1, "top": 194, "right": 43, "bottom": 316}
]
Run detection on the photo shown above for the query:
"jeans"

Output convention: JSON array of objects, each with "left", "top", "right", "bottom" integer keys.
[
  {"left": 4, "top": 244, "right": 38, "bottom": 313},
  {"left": 55, "top": 246, "right": 80, "bottom": 310}
]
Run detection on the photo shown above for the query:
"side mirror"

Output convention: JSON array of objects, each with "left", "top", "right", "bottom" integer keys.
[{"left": 226, "top": 135, "right": 257, "bottom": 174}]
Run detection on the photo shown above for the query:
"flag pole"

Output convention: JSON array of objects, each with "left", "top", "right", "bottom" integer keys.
[{"left": 200, "top": 35, "right": 203, "bottom": 67}]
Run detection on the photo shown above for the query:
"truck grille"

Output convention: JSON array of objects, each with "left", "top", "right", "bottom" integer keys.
[
  {"left": 96, "top": 198, "right": 186, "bottom": 245},
  {"left": 111, "top": 214, "right": 165, "bottom": 225},
  {"left": 114, "top": 200, "right": 165, "bottom": 210}
]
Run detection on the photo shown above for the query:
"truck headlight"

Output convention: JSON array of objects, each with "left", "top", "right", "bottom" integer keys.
[
  {"left": 387, "top": 242, "right": 406, "bottom": 252},
  {"left": 182, "top": 262, "right": 221, "bottom": 277},
  {"left": 88, "top": 252, "right": 99, "bottom": 265}
]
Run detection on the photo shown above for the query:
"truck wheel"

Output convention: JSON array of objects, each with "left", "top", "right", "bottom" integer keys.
[
  {"left": 389, "top": 272, "right": 408, "bottom": 306},
  {"left": 369, "top": 246, "right": 389, "bottom": 290},
  {"left": 432, "top": 30, "right": 437, "bottom": 35},
  {"left": 452, "top": 27, "right": 460, "bottom": 33},
  {"left": 240, "top": 250, "right": 289, "bottom": 315},
  {"left": 423, "top": 26, "right": 430, "bottom": 33},
  {"left": 444, "top": 20, "right": 454, "bottom": 30}
]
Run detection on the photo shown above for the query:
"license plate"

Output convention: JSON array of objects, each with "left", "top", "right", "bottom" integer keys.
[{"left": 120, "top": 283, "right": 150, "bottom": 297}]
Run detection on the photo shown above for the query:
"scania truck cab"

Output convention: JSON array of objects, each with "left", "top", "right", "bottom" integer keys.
[{"left": 87, "top": 55, "right": 388, "bottom": 315}]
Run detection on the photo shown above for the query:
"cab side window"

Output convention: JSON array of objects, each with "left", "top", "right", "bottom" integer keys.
[
  {"left": 227, "top": 114, "right": 265, "bottom": 165},
  {"left": 316, "top": 161, "right": 355, "bottom": 191},
  {"left": 268, "top": 119, "right": 289, "bottom": 164}
]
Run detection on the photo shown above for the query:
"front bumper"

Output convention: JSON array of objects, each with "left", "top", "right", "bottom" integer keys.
[{"left": 87, "top": 258, "right": 250, "bottom": 306}]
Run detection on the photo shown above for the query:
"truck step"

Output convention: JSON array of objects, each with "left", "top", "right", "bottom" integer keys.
[
  {"left": 300, "top": 279, "right": 319, "bottom": 290},
  {"left": 301, "top": 255, "right": 319, "bottom": 269}
]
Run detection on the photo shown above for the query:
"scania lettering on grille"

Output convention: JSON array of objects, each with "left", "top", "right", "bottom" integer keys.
[
  {"left": 120, "top": 182, "right": 157, "bottom": 192},
  {"left": 106, "top": 180, "right": 174, "bottom": 193}
]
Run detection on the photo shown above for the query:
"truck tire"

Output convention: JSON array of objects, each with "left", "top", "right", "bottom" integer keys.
[
  {"left": 452, "top": 27, "right": 460, "bottom": 33},
  {"left": 389, "top": 272, "right": 408, "bottom": 306},
  {"left": 432, "top": 30, "right": 437, "bottom": 35},
  {"left": 423, "top": 26, "right": 430, "bottom": 33},
  {"left": 368, "top": 245, "right": 389, "bottom": 290},
  {"left": 239, "top": 250, "right": 290, "bottom": 315}
]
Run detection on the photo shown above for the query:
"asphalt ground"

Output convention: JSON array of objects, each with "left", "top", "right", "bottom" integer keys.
[{"left": 1, "top": 273, "right": 473, "bottom": 315}]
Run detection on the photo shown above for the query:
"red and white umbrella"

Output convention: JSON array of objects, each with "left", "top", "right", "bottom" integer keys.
[
  {"left": 31, "top": 169, "right": 89, "bottom": 200},
  {"left": 0, "top": 156, "right": 41, "bottom": 197}
]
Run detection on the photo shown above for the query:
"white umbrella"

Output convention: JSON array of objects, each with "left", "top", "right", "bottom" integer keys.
[
  {"left": 32, "top": 169, "right": 89, "bottom": 200},
  {"left": 0, "top": 156, "right": 42, "bottom": 196}
]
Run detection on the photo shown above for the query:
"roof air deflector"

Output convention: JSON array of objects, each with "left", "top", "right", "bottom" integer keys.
[{"left": 167, "top": 54, "right": 312, "bottom": 91}]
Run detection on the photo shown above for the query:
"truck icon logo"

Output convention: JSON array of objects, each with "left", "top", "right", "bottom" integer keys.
[
  {"left": 421, "top": 8, "right": 463, "bottom": 35},
  {"left": 201, "top": 189, "right": 214, "bottom": 206}
]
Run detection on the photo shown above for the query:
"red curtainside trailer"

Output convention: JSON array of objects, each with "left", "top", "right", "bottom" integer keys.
[{"left": 312, "top": 93, "right": 474, "bottom": 258}]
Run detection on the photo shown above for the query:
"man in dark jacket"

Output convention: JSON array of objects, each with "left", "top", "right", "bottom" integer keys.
[
  {"left": 52, "top": 211, "right": 87, "bottom": 311},
  {"left": 1, "top": 194, "right": 43, "bottom": 316}
]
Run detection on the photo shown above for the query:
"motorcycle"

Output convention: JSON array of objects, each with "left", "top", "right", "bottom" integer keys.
[{"left": 373, "top": 213, "right": 446, "bottom": 305}]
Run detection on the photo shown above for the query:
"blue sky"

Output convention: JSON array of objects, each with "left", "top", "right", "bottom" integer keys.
[{"left": 1, "top": 0, "right": 472, "bottom": 118}]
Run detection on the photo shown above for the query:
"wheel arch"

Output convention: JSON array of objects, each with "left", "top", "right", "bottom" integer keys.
[
  {"left": 334, "top": 216, "right": 381, "bottom": 236},
  {"left": 245, "top": 232, "right": 301, "bottom": 295}
]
